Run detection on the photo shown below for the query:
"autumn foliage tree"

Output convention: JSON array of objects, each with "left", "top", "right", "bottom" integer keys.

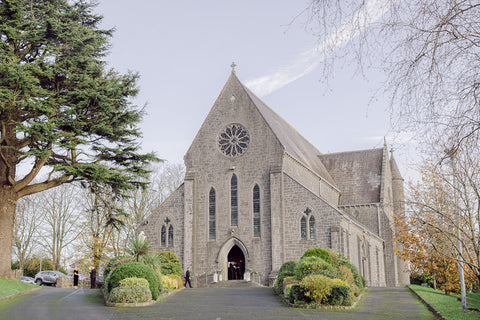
[
  {"left": 395, "top": 154, "right": 480, "bottom": 291},
  {"left": 0, "top": 0, "right": 157, "bottom": 277}
]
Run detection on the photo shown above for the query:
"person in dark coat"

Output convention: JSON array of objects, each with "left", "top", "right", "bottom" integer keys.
[
  {"left": 184, "top": 267, "right": 192, "bottom": 288},
  {"left": 73, "top": 267, "right": 79, "bottom": 289},
  {"left": 89, "top": 267, "right": 96, "bottom": 289}
]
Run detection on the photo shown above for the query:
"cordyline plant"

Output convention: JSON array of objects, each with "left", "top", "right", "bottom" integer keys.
[{"left": 0, "top": 0, "right": 159, "bottom": 277}]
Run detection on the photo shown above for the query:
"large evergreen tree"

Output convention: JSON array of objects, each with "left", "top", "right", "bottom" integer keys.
[{"left": 0, "top": 0, "right": 158, "bottom": 277}]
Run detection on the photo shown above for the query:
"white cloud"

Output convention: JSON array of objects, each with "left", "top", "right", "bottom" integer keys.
[{"left": 245, "top": 0, "right": 395, "bottom": 97}]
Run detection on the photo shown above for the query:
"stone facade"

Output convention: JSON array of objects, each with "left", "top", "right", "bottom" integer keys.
[{"left": 138, "top": 71, "right": 409, "bottom": 287}]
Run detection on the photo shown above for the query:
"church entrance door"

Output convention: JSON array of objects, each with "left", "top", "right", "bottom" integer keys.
[{"left": 227, "top": 245, "right": 245, "bottom": 280}]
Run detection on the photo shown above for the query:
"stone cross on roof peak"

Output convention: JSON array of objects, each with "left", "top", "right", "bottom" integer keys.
[{"left": 230, "top": 62, "right": 236, "bottom": 74}]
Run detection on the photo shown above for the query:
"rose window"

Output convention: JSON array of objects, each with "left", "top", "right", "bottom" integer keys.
[{"left": 217, "top": 123, "right": 250, "bottom": 157}]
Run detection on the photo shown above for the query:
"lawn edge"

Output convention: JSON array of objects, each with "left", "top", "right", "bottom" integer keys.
[{"left": 408, "top": 285, "right": 446, "bottom": 320}]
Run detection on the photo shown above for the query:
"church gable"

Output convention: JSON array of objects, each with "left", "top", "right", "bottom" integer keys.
[
  {"left": 320, "top": 148, "right": 384, "bottom": 205},
  {"left": 183, "top": 72, "right": 284, "bottom": 169}
]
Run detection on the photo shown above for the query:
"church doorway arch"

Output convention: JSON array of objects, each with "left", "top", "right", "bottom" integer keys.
[
  {"left": 216, "top": 237, "right": 248, "bottom": 282},
  {"left": 228, "top": 245, "right": 245, "bottom": 280}
]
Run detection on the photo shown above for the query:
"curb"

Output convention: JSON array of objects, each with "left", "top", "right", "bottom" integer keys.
[
  {"left": 407, "top": 286, "right": 445, "bottom": 320},
  {"left": 0, "top": 287, "right": 42, "bottom": 302}
]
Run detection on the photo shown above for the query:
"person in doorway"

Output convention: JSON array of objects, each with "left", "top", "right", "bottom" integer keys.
[
  {"left": 184, "top": 267, "right": 192, "bottom": 288},
  {"left": 89, "top": 266, "right": 96, "bottom": 289},
  {"left": 73, "top": 267, "right": 79, "bottom": 289}
]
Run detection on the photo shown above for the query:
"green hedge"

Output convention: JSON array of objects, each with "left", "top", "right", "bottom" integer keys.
[
  {"left": 302, "top": 248, "right": 334, "bottom": 265},
  {"left": 294, "top": 256, "right": 336, "bottom": 280},
  {"left": 327, "top": 284, "right": 353, "bottom": 306},
  {"left": 109, "top": 285, "right": 152, "bottom": 303},
  {"left": 119, "top": 277, "right": 149, "bottom": 288},
  {"left": 289, "top": 284, "right": 311, "bottom": 304},
  {"left": 104, "top": 255, "right": 134, "bottom": 279},
  {"left": 108, "top": 262, "right": 159, "bottom": 300}
]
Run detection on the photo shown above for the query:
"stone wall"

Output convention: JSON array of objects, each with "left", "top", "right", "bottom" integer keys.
[{"left": 138, "top": 185, "right": 185, "bottom": 263}]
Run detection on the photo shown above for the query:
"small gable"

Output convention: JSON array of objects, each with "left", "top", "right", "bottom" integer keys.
[{"left": 320, "top": 148, "right": 384, "bottom": 205}]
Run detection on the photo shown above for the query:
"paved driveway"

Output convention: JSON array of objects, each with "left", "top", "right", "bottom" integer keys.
[{"left": 0, "top": 286, "right": 435, "bottom": 320}]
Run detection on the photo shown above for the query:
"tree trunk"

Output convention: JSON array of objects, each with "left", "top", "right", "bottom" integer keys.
[{"left": 0, "top": 187, "right": 18, "bottom": 278}]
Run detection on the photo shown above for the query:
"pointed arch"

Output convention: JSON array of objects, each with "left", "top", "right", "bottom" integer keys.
[
  {"left": 216, "top": 237, "right": 249, "bottom": 281},
  {"left": 300, "top": 216, "right": 307, "bottom": 239},
  {"left": 168, "top": 225, "right": 174, "bottom": 246},
  {"left": 209, "top": 187, "right": 216, "bottom": 239},
  {"left": 309, "top": 216, "right": 316, "bottom": 239},
  {"left": 161, "top": 225, "right": 166, "bottom": 247},
  {"left": 253, "top": 184, "right": 261, "bottom": 237},
  {"left": 231, "top": 174, "right": 238, "bottom": 226}
]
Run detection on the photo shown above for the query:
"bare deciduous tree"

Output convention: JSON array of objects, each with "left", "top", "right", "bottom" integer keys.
[
  {"left": 404, "top": 148, "right": 480, "bottom": 284},
  {"left": 305, "top": 0, "right": 480, "bottom": 150},
  {"left": 13, "top": 194, "right": 43, "bottom": 271},
  {"left": 37, "top": 184, "right": 83, "bottom": 270}
]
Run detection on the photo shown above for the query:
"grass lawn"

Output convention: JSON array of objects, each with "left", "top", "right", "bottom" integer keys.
[
  {"left": 0, "top": 277, "right": 38, "bottom": 298},
  {"left": 409, "top": 284, "right": 480, "bottom": 320}
]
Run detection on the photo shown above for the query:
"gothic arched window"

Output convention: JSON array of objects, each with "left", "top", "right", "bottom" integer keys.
[
  {"left": 300, "top": 216, "right": 307, "bottom": 239},
  {"left": 161, "top": 226, "right": 166, "bottom": 247},
  {"left": 309, "top": 216, "right": 316, "bottom": 239},
  {"left": 209, "top": 188, "right": 216, "bottom": 239},
  {"left": 168, "top": 225, "right": 174, "bottom": 247},
  {"left": 161, "top": 217, "right": 173, "bottom": 247},
  {"left": 231, "top": 174, "right": 238, "bottom": 226},
  {"left": 253, "top": 184, "right": 261, "bottom": 237}
]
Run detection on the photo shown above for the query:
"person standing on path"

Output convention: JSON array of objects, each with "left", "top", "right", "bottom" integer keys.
[
  {"left": 73, "top": 267, "right": 79, "bottom": 289},
  {"left": 89, "top": 267, "right": 96, "bottom": 289},
  {"left": 184, "top": 267, "right": 192, "bottom": 288}
]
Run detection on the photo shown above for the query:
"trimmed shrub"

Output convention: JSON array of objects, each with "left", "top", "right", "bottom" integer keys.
[
  {"left": 278, "top": 261, "right": 297, "bottom": 275},
  {"left": 104, "top": 256, "right": 134, "bottom": 278},
  {"left": 282, "top": 276, "right": 299, "bottom": 291},
  {"left": 108, "top": 262, "right": 160, "bottom": 300},
  {"left": 275, "top": 272, "right": 294, "bottom": 293},
  {"left": 157, "top": 251, "right": 182, "bottom": 276},
  {"left": 294, "top": 256, "right": 336, "bottom": 280},
  {"left": 108, "top": 285, "right": 152, "bottom": 303},
  {"left": 338, "top": 256, "right": 365, "bottom": 289},
  {"left": 289, "top": 284, "right": 311, "bottom": 304},
  {"left": 275, "top": 261, "right": 297, "bottom": 293},
  {"left": 301, "top": 274, "right": 332, "bottom": 304},
  {"left": 314, "top": 269, "right": 344, "bottom": 281},
  {"left": 168, "top": 274, "right": 182, "bottom": 288},
  {"left": 327, "top": 284, "right": 353, "bottom": 306},
  {"left": 338, "top": 265, "right": 355, "bottom": 286},
  {"left": 161, "top": 275, "right": 179, "bottom": 291},
  {"left": 284, "top": 283, "right": 295, "bottom": 300},
  {"left": 302, "top": 248, "right": 334, "bottom": 265},
  {"left": 119, "top": 277, "right": 149, "bottom": 288}
]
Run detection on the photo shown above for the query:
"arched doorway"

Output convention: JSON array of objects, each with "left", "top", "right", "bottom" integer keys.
[
  {"left": 216, "top": 237, "right": 249, "bottom": 282},
  {"left": 227, "top": 245, "right": 245, "bottom": 280}
]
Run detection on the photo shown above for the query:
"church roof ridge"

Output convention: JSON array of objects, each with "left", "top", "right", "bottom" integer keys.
[
  {"left": 237, "top": 78, "right": 337, "bottom": 187},
  {"left": 321, "top": 147, "right": 384, "bottom": 157}
]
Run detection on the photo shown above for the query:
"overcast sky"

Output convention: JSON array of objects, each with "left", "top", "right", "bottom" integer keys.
[{"left": 95, "top": 0, "right": 416, "bottom": 178}]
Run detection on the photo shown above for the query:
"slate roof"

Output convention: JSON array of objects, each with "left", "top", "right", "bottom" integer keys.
[
  {"left": 319, "top": 148, "right": 385, "bottom": 205},
  {"left": 238, "top": 76, "right": 337, "bottom": 187}
]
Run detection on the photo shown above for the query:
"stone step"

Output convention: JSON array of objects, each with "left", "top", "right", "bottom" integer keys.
[{"left": 205, "top": 280, "right": 262, "bottom": 288}]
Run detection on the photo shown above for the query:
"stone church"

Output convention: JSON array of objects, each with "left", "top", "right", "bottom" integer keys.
[{"left": 139, "top": 68, "right": 410, "bottom": 287}]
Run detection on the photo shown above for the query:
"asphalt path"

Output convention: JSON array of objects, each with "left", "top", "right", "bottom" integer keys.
[{"left": 0, "top": 286, "right": 435, "bottom": 320}]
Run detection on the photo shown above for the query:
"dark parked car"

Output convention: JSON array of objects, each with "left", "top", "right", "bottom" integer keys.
[{"left": 34, "top": 270, "right": 66, "bottom": 286}]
